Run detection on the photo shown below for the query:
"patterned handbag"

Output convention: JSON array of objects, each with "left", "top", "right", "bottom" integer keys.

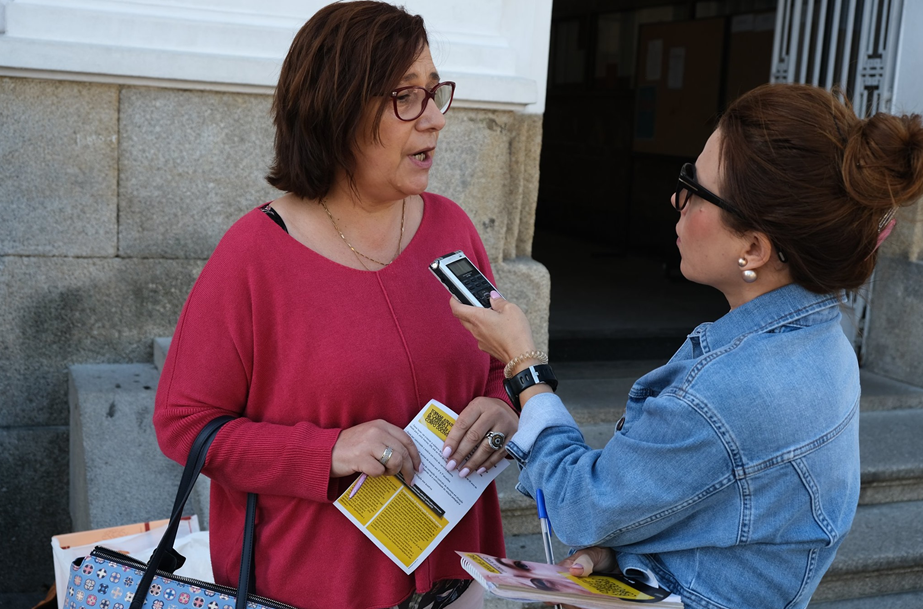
[{"left": 62, "top": 416, "right": 295, "bottom": 609}]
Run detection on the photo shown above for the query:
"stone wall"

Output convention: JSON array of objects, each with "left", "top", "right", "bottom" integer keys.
[
  {"left": 863, "top": 205, "right": 923, "bottom": 384},
  {"left": 0, "top": 76, "right": 548, "bottom": 594}
]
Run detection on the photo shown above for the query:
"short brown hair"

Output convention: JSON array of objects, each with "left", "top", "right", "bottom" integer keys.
[
  {"left": 717, "top": 83, "right": 923, "bottom": 293},
  {"left": 266, "top": 1, "right": 428, "bottom": 200}
]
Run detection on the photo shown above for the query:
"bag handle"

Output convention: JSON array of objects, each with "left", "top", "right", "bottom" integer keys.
[{"left": 129, "top": 416, "right": 256, "bottom": 609}]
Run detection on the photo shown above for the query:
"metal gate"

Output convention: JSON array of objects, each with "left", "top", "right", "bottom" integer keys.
[{"left": 769, "top": 0, "right": 905, "bottom": 358}]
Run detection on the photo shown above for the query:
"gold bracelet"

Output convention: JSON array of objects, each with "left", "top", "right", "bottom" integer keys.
[{"left": 504, "top": 350, "right": 549, "bottom": 379}]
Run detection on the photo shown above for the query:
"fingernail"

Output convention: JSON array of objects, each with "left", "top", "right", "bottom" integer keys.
[
  {"left": 572, "top": 554, "right": 594, "bottom": 576},
  {"left": 490, "top": 290, "right": 501, "bottom": 299},
  {"left": 417, "top": 462, "right": 424, "bottom": 473},
  {"left": 476, "top": 467, "right": 487, "bottom": 475},
  {"left": 442, "top": 446, "right": 452, "bottom": 458},
  {"left": 459, "top": 468, "right": 470, "bottom": 478},
  {"left": 409, "top": 476, "right": 415, "bottom": 486},
  {"left": 445, "top": 459, "right": 456, "bottom": 472}
]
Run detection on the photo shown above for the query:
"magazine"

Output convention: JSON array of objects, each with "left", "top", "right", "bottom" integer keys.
[
  {"left": 458, "top": 552, "right": 684, "bottom": 608},
  {"left": 335, "top": 400, "right": 508, "bottom": 574}
]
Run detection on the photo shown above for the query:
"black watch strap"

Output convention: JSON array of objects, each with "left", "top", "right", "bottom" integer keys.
[{"left": 504, "top": 364, "right": 558, "bottom": 412}]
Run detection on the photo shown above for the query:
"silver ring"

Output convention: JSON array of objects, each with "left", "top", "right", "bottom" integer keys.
[
  {"left": 484, "top": 431, "right": 505, "bottom": 450},
  {"left": 379, "top": 446, "right": 394, "bottom": 466}
]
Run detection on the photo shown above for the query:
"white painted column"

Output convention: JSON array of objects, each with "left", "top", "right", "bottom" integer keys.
[{"left": 892, "top": 0, "right": 923, "bottom": 116}]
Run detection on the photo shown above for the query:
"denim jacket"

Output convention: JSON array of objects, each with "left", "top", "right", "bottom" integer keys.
[{"left": 506, "top": 284, "right": 861, "bottom": 609}]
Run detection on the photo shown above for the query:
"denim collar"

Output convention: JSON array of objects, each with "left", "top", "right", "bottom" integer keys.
[{"left": 689, "top": 284, "right": 844, "bottom": 355}]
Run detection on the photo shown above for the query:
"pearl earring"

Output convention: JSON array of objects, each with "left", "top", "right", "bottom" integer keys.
[{"left": 738, "top": 257, "right": 757, "bottom": 283}]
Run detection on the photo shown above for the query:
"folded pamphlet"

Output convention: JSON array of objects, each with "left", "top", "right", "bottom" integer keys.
[
  {"left": 335, "top": 399, "right": 509, "bottom": 573},
  {"left": 458, "top": 551, "right": 684, "bottom": 608}
]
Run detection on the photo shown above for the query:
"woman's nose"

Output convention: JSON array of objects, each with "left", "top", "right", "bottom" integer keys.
[{"left": 418, "top": 99, "right": 446, "bottom": 131}]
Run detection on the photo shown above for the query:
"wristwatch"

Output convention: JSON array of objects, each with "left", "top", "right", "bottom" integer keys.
[{"left": 504, "top": 364, "right": 558, "bottom": 412}]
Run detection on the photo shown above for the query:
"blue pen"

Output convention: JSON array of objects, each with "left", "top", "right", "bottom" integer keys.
[
  {"left": 536, "top": 488, "right": 555, "bottom": 564},
  {"left": 536, "top": 489, "right": 563, "bottom": 609}
]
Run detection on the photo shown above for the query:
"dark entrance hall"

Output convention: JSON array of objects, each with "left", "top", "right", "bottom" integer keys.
[{"left": 534, "top": 0, "right": 776, "bottom": 360}]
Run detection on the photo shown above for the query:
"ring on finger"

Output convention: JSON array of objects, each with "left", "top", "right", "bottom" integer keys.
[
  {"left": 379, "top": 446, "right": 394, "bottom": 466},
  {"left": 484, "top": 431, "right": 506, "bottom": 450}
]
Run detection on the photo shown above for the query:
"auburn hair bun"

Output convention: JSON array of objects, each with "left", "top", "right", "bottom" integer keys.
[
  {"left": 717, "top": 84, "right": 923, "bottom": 294},
  {"left": 842, "top": 112, "right": 923, "bottom": 211}
]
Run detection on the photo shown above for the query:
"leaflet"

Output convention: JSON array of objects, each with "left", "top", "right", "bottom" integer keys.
[
  {"left": 458, "top": 552, "right": 684, "bottom": 608},
  {"left": 335, "top": 399, "right": 509, "bottom": 574}
]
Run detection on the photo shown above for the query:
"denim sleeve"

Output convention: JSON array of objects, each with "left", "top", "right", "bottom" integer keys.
[
  {"left": 506, "top": 389, "right": 735, "bottom": 549},
  {"left": 506, "top": 392, "right": 580, "bottom": 457}
]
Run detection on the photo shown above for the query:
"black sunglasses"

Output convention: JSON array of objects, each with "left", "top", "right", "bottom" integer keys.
[{"left": 674, "top": 163, "right": 740, "bottom": 216}]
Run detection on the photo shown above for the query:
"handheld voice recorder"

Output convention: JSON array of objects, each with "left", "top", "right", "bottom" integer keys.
[{"left": 429, "top": 250, "right": 501, "bottom": 308}]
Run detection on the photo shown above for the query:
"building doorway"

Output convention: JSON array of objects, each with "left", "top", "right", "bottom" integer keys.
[{"left": 534, "top": 0, "right": 777, "bottom": 361}]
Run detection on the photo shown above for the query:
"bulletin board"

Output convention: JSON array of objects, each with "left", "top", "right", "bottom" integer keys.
[{"left": 633, "top": 17, "right": 726, "bottom": 158}]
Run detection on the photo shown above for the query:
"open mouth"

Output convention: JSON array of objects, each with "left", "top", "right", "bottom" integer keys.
[{"left": 411, "top": 148, "right": 433, "bottom": 162}]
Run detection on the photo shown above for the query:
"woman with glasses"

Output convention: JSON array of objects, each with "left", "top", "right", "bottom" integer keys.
[
  {"left": 448, "top": 83, "right": 923, "bottom": 609},
  {"left": 154, "top": 2, "right": 516, "bottom": 608}
]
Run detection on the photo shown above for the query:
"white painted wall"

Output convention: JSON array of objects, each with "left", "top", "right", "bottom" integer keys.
[
  {"left": 0, "top": 0, "right": 552, "bottom": 113},
  {"left": 892, "top": 0, "right": 923, "bottom": 116}
]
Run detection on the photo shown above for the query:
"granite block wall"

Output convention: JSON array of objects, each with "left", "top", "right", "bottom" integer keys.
[
  {"left": 0, "top": 79, "right": 118, "bottom": 258},
  {"left": 0, "top": 75, "right": 548, "bottom": 596},
  {"left": 863, "top": 206, "right": 923, "bottom": 385}
]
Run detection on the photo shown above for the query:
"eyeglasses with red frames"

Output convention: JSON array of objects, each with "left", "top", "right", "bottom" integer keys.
[{"left": 389, "top": 81, "right": 456, "bottom": 121}]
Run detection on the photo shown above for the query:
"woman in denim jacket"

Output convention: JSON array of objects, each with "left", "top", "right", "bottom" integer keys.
[{"left": 446, "top": 83, "right": 923, "bottom": 609}]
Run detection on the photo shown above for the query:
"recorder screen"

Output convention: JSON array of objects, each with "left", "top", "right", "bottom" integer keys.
[{"left": 448, "top": 258, "right": 476, "bottom": 276}]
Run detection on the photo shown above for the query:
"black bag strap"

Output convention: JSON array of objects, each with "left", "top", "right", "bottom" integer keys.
[
  {"left": 236, "top": 492, "right": 259, "bottom": 605},
  {"left": 129, "top": 416, "right": 258, "bottom": 609}
]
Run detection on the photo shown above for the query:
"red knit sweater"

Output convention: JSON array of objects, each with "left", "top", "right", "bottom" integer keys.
[{"left": 154, "top": 193, "right": 509, "bottom": 609}]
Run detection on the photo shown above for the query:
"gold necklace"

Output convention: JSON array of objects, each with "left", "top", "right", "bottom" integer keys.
[{"left": 320, "top": 198, "right": 405, "bottom": 267}]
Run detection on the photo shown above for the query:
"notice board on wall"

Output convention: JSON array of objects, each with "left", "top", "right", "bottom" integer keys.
[{"left": 633, "top": 17, "right": 726, "bottom": 158}]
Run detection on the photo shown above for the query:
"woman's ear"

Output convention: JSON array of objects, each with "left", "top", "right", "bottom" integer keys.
[{"left": 741, "top": 232, "right": 774, "bottom": 269}]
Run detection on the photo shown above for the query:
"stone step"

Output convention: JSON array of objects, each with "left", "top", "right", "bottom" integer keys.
[
  {"left": 812, "top": 500, "right": 923, "bottom": 603},
  {"left": 497, "top": 404, "right": 923, "bottom": 536},
  {"left": 857, "top": 409, "right": 923, "bottom": 505},
  {"left": 809, "top": 589, "right": 923, "bottom": 609},
  {"left": 69, "top": 363, "right": 170, "bottom": 531},
  {"left": 858, "top": 372, "right": 923, "bottom": 412},
  {"left": 551, "top": 360, "right": 660, "bottom": 425},
  {"left": 498, "top": 501, "right": 923, "bottom": 607},
  {"left": 499, "top": 363, "right": 923, "bottom": 525},
  {"left": 153, "top": 336, "right": 172, "bottom": 371},
  {"left": 68, "top": 362, "right": 209, "bottom": 531},
  {"left": 552, "top": 362, "right": 923, "bottom": 424}
]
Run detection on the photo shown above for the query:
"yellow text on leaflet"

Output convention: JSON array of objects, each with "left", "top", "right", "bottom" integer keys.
[{"left": 367, "top": 488, "right": 448, "bottom": 566}]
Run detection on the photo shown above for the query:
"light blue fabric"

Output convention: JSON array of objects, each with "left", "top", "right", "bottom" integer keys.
[{"left": 506, "top": 284, "right": 861, "bottom": 609}]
